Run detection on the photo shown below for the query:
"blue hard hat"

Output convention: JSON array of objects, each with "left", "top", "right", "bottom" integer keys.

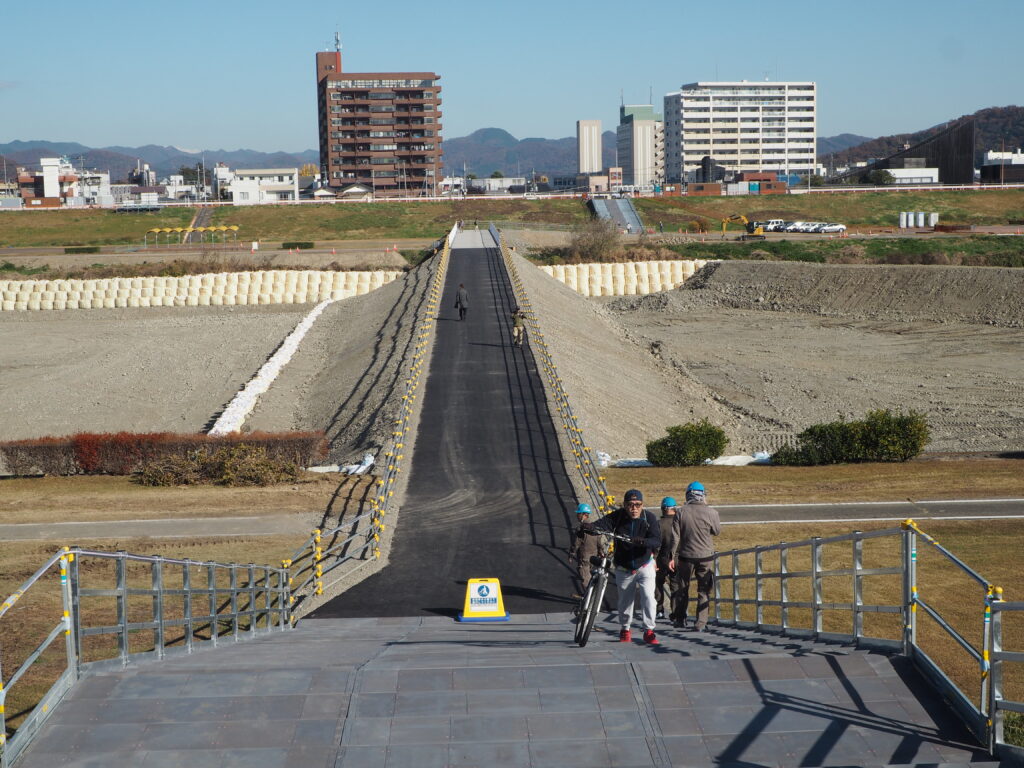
[
  {"left": 687, "top": 481, "right": 705, "bottom": 493},
  {"left": 661, "top": 497, "right": 677, "bottom": 508},
  {"left": 575, "top": 503, "right": 592, "bottom": 515}
]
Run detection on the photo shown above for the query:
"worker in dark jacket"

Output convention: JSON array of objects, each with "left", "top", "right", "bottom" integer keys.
[
  {"left": 655, "top": 497, "right": 678, "bottom": 621},
  {"left": 454, "top": 283, "right": 469, "bottom": 320},
  {"left": 668, "top": 481, "right": 721, "bottom": 632},
  {"left": 584, "top": 489, "right": 662, "bottom": 644},
  {"left": 568, "top": 503, "right": 604, "bottom": 597}
]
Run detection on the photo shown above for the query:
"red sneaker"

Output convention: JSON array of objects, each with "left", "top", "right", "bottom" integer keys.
[
  {"left": 618, "top": 629, "right": 632, "bottom": 643},
  {"left": 643, "top": 630, "right": 659, "bottom": 645}
]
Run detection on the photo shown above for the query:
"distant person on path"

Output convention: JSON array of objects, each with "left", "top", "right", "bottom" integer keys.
[
  {"left": 454, "top": 283, "right": 469, "bottom": 321},
  {"left": 655, "top": 497, "right": 678, "bottom": 621},
  {"left": 568, "top": 503, "right": 604, "bottom": 598},
  {"left": 668, "top": 482, "right": 721, "bottom": 632},
  {"left": 511, "top": 306, "right": 526, "bottom": 347},
  {"left": 583, "top": 489, "right": 661, "bottom": 644}
]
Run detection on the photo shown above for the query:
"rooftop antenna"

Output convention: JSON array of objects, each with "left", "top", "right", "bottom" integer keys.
[
  {"left": 649, "top": 85, "right": 653, "bottom": 105},
  {"left": 334, "top": 30, "right": 342, "bottom": 52},
  {"left": 620, "top": 89, "right": 624, "bottom": 106}
]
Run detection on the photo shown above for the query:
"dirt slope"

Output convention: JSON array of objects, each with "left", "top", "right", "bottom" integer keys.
[{"left": 511, "top": 257, "right": 1023, "bottom": 457}]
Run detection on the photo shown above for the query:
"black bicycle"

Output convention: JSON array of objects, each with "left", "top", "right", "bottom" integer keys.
[{"left": 573, "top": 530, "right": 634, "bottom": 647}]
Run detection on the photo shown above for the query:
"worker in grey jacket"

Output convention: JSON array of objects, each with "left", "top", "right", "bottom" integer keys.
[
  {"left": 454, "top": 283, "right": 469, "bottom": 321},
  {"left": 668, "top": 482, "right": 721, "bottom": 631},
  {"left": 654, "top": 497, "right": 678, "bottom": 621}
]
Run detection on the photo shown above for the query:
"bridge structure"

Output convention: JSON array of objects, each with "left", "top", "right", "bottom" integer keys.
[{"left": 3, "top": 226, "right": 1024, "bottom": 767}]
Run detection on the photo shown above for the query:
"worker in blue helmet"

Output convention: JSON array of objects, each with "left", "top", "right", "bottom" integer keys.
[
  {"left": 654, "top": 497, "right": 678, "bottom": 621},
  {"left": 667, "top": 481, "right": 720, "bottom": 631},
  {"left": 568, "top": 502, "right": 604, "bottom": 599}
]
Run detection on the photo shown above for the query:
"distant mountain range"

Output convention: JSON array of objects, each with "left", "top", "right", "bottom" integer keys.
[
  {"left": 829, "top": 105, "right": 1024, "bottom": 166},
  {"left": 0, "top": 140, "right": 318, "bottom": 184},
  {"left": 2, "top": 105, "right": 1020, "bottom": 184}
]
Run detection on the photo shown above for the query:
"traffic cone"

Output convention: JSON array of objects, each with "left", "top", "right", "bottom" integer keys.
[{"left": 332, "top": 248, "right": 336, "bottom": 255}]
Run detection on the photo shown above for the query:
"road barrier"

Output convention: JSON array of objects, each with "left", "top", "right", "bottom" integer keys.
[
  {"left": 0, "top": 548, "right": 290, "bottom": 766},
  {"left": 282, "top": 224, "right": 456, "bottom": 611},
  {"left": 0, "top": 270, "right": 402, "bottom": 311},
  {"left": 711, "top": 519, "right": 1024, "bottom": 759},
  {"left": 491, "top": 225, "right": 613, "bottom": 517}
]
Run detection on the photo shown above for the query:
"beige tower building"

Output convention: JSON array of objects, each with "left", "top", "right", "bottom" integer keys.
[{"left": 576, "top": 120, "right": 602, "bottom": 174}]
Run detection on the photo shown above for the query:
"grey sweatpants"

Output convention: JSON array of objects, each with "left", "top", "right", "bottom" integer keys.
[{"left": 615, "top": 559, "right": 657, "bottom": 631}]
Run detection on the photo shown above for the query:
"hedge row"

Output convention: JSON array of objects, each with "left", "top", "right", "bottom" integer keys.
[
  {"left": 281, "top": 241, "right": 314, "bottom": 250},
  {"left": 646, "top": 420, "right": 728, "bottom": 467},
  {"left": 772, "top": 410, "right": 929, "bottom": 465},
  {"left": 64, "top": 246, "right": 101, "bottom": 254},
  {"left": 0, "top": 431, "right": 326, "bottom": 476}
]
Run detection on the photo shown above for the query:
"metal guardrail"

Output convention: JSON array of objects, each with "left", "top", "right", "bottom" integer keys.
[
  {"left": 491, "top": 225, "right": 612, "bottom": 517},
  {"left": 282, "top": 223, "right": 455, "bottom": 611},
  {"left": 711, "top": 518, "right": 1024, "bottom": 757},
  {"left": 0, "top": 547, "right": 289, "bottom": 766}
]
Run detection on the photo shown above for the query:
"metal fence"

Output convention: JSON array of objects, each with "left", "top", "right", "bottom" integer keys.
[
  {"left": 0, "top": 547, "right": 289, "bottom": 766},
  {"left": 711, "top": 519, "right": 1024, "bottom": 758},
  {"left": 492, "top": 225, "right": 612, "bottom": 516},
  {"left": 283, "top": 222, "right": 455, "bottom": 611}
]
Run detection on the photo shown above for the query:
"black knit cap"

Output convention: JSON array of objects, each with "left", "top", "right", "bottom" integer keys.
[{"left": 624, "top": 489, "right": 643, "bottom": 503}]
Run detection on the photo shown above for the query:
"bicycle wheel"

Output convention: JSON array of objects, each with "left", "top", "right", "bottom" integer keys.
[
  {"left": 577, "top": 573, "right": 607, "bottom": 648},
  {"left": 573, "top": 577, "right": 596, "bottom": 644}
]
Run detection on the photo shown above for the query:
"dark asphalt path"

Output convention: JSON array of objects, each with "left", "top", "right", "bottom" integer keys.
[{"left": 311, "top": 231, "right": 579, "bottom": 619}]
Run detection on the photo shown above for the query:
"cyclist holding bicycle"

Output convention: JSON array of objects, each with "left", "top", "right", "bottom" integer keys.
[{"left": 582, "top": 489, "right": 662, "bottom": 644}]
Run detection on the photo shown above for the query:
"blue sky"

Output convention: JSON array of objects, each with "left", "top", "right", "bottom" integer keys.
[{"left": 3, "top": 0, "right": 1021, "bottom": 152}]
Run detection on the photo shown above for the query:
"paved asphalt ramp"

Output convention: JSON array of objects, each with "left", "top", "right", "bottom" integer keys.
[{"left": 311, "top": 229, "right": 579, "bottom": 619}]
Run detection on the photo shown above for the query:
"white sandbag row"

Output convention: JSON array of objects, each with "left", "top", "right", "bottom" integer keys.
[
  {"left": 208, "top": 297, "right": 339, "bottom": 435},
  {"left": 0, "top": 270, "right": 403, "bottom": 311},
  {"left": 538, "top": 260, "right": 711, "bottom": 297}
]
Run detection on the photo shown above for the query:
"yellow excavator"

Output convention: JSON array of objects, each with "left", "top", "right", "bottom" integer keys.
[{"left": 721, "top": 214, "right": 766, "bottom": 241}]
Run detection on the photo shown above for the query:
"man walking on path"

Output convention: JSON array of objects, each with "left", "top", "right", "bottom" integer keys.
[
  {"left": 668, "top": 481, "right": 721, "bottom": 632},
  {"left": 511, "top": 306, "right": 526, "bottom": 347},
  {"left": 655, "top": 497, "right": 677, "bottom": 621},
  {"left": 584, "top": 489, "right": 661, "bottom": 644},
  {"left": 568, "top": 503, "right": 604, "bottom": 598},
  {"left": 454, "top": 283, "right": 469, "bottom": 321}
]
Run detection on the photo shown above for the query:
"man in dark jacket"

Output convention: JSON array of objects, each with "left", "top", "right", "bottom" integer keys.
[
  {"left": 584, "top": 488, "right": 662, "bottom": 644},
  {"left": 655, "top": 496, "right": 678, "bottom": 621},
  {"left": 454, "top": 283, "right": 469, "bottom": 320},
  {"left": 668, "top": 481, "right": 721, "bottom": 632}
]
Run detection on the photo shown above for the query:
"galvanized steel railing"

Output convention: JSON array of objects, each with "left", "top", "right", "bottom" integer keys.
[
  {"left": 283, "top": 223, "right": 455, "bottom": 610},
  {"left": 711, "top": 519, "right": 1024, "bottom": 757},
  {"left": 0, "top": 547, "right": 289, "bottom": 766},
  {"left": 491, "top": 225, "right": 613, "bottom": 516}
]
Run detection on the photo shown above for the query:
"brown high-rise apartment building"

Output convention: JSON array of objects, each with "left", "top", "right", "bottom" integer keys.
[{"left": 316, "top": 48, "right": 442, "bottom": 197}]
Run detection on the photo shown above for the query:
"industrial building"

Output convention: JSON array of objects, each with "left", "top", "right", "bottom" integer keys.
[
  {"left": 616, "top": 105, "right": 664, "bottom": 190},
  {"left": 315, "top": 40, "right": 442, "bottom": 198},
  {"left": 663, "top": 81, "right": 817, "bottom": 183}
]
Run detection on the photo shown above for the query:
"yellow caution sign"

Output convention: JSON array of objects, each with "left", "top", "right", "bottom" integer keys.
[{"left": 457, "top": 578, "right": 510, "bottom": 622}]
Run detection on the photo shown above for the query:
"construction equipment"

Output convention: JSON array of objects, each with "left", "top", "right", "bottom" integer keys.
[{"left": 721, "top": 214, "right": 767, "bottom": 241}]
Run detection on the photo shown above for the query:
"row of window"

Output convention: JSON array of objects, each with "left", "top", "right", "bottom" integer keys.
[
  {"left": 327, "top": 79, "right": 436, "bottom": 88},
  {"left": 329, "top": 130, "right": 437, "bottom": 139},
  {"left": 329, "top": 90, "right": 437, "bottom": 101}
]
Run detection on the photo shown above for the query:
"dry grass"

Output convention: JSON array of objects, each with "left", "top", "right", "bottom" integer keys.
[
  {"left": 605, "top": 458, "right": 1024, "bottom": 504},
  {"left": 0, "top": 473, "right": 362, "bottom": 525}
]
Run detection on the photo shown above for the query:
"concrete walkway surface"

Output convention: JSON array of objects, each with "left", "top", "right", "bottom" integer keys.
[{"left": 18, "top": 613, "right": 996, "bottom": 768}]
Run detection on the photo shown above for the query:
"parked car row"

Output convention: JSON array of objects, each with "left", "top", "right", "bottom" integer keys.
[{"left": 751, "top": 219, "right": 847, "bottom": 234}]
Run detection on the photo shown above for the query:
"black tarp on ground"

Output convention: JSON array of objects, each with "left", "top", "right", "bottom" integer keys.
[{"left": 310, "top": 233, "right": 580, "bottom": 619}]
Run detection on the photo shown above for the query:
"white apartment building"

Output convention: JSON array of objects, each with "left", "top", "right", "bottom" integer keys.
[
  {"left": 616, "top": 105, "right": 664, "bottom": 189},
  {"left": 215, "top": 167, "right": 299, "bottom": 205},
  {"left": 576, "top": 119, "right": 602, "bottom": 174},
  {"left": 664, "top": 81, "right": 816, "bottom": 182}
]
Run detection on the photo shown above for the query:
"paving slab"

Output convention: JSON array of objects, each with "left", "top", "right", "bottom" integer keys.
[{"left": 17, "top": 614, "right": 995, "bottom": 768}]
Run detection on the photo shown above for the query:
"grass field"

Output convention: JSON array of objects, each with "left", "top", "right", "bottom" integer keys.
[
  {"left": 634, "top": 189, "right": 1024, "bottom": 229},
  {"left": 604, "top": 458, "right": 1024, "bottom": 505},
  {"left": 2, "top": 189, "right": 1023, "bottom": 248}
]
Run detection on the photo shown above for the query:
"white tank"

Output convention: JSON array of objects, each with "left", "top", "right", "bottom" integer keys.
[
  {"left": 929, "top": 212, "right": 939, "bottom": 226},
  {"left": 916, "top": 212, "right": 926, "bottom": 227}
]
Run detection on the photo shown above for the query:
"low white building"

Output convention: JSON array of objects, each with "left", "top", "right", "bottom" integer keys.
[
  {"left": 887, "top": 167, "right": 939, "bottom": 185},
  {"left": 229, "top": 168, "right": 299, "bottom": 205},
  {"left": 466, "top": 176, "right": 526, "bottom": 194}
]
